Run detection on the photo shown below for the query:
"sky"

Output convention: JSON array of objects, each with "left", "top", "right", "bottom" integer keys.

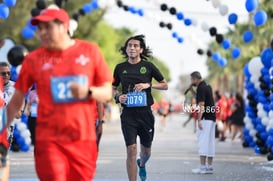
[{"left": 100, "top": 0, "right": 249, "bottom": 88}]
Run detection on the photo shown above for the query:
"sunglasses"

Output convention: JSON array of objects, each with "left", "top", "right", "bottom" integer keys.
[{"left": 0, "top": 72, "right": 10, "bottom": 76}]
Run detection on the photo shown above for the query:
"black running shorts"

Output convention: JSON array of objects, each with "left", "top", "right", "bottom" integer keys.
[{"left": 120, "top": 107, "right": 155, "bottom": 148}]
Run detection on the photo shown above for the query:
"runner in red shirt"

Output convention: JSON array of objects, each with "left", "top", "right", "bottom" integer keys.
[{"left": 6, "top": 8, "right": 112, "bottom": 181}]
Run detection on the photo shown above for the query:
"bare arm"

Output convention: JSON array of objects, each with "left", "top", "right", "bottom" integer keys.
[
  {"left": 150, "top": 80, "right": 168, "bottom": 90},
  {"left": 70, "top": 82, "right": 112, "bottom": 103},
  {"left": 97, "top": 102, "right": 104, "bottom": 120},
  {"left": 7, "top": 90, "right": 25, "bottom": 127}
]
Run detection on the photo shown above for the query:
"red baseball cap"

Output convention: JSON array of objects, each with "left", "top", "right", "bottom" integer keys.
[{"left": 31, "top": 8, "right": 70, "bottom": 26}]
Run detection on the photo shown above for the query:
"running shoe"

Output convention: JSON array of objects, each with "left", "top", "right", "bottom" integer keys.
[{"left": 137, "top": 158, "right": 146, "bottom": 181}]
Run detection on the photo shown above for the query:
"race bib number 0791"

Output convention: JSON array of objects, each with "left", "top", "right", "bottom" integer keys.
[{"left": 50, "top": 75, "right": 88, "bottom": 103}]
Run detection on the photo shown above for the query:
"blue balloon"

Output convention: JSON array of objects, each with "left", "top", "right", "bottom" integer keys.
[
  {"left": 176, "top": 12, "right": 184, "bottom": 20},
  {"left": 177, "top": 37, "right": 184, "bottom": 43},
  {"left": 128, "top": 6, "right": 137, "bottom": 14},
  {"left": 82, "top": 3, "right": 93, "bottom": 14},
  {"left": 243, "top": 30, "right": 253, "bottom": 43},
  {"left": 260, "top": 131, "right": 268, "bottom": 141},
  {"left": 16, "top": 136, "right": 25, "bottom": 146},
  {"left": 0, "top": 3, "right": 9, "bottom": 19},
  {"left": 243, "top": 64, "right": 251, "bottom": 78},
  {"left": 254, "top": 145, "right": 261, "bottom": 154},
  {"left": 184, "top": 18, "right": 192, "bottom": 26},
  {"left": 212, "top": 52, "right": 221, "bottom": 61},
  {"left": 254, "top": 10, "right": 267, "bottom": 27},
  {"left": 228, "top": 13, "right": 238, "bottom": 24},
  {"left": 27, "top": 19, "right": 37, "bottom": 31},
  {"left": 231, "top": 47, "right": 241, "bottom": 59},
  {"left": 20, "top": 144, "right": 30, "bottom": 152},
  {"left": 260, "top": 47, "right": 273, "bottom": 68},
  {"left": 91, "top": 0, "right": 99, "bottom": 10},
  {"left": 268, "top": 128, "right": 273, "bottom": 136},
  {"left": 10, "top": 65, "right": 17, "bottom": 81},
  {"left": 172, "top": 32, "right": 178, "bottom": 38},
  {"left": 245, "top": 0, "right": 258, "bottom": 12},
  {"left": 137, "top": 9, "right": 144, "bottom": 16},
  {"left": 21, "top": 26, "right": 35, "bottom": 39},
  {"left": 267, "top": 135, "right": 273, "bottom": 146},
  {"left": 3, "top": 0, "right": 16, "bottom": 7},
  {"left": 222, "top": 39, "right": 231, "bottom": 50},
  {"left": 218, "top": 58, "right": 227, "bottom": 67}
]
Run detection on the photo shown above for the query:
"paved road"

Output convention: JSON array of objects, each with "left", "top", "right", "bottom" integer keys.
[{"left": 8, "top": 113, "right": 273, "bottom": 181}]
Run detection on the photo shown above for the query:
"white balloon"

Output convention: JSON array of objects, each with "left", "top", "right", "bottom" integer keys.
[
  {"left": 254, "top": 82, "right": 260, "bottom": 90},
  {"left": 16, "top": 122, "right": 27, "bottom": 132},
  {"left": 24, "top": 137, "right": 31, "bottom": 145},
  {"left": 262, "top": 117, "right": 269, "bottom": 126},
  {"left": 16, "top": 65, "right": 21, "bottom": 75},
  {"left": 249, "top": 129, "right": 257, "bottom": 137},
  {"left": 69, "top": 19, "right": 78, "bottom": 37},
  {"left": 22, "top": 129, "right": 31, "bottom": 138},
  {"left": 219, "top": 4, "right": 229, "bottom": 16},
  {"left": 269, "top": 110, "right": 273, "bottom": 119},
  {"left": 47, "top": 4, "right": 59, "bottom": 9},
  {"left": 248, "top": 56, "right": 263, "bottom": 77},
  {"left": 269, "top": 119, "right": 273, "bottom": 128},
  {"left": 211, "top": 0, "right": 221, "bottom": 8},
  {"left": 266, "top": 126, "right": 271, "bottom": 132},
  {"left": 201, "top": 22, "right": 209, "bottom": 32},
  {"left": 191, "top": 18, "right": 197, "bottom": 26},
  {"left": 250, "top": 75, "right": 259, "bottom": 83},
  {"left": 257, "top": 103, "right": 263, "bottom": 110},
  {"left": 246, "top": 122, "right": 253, "bottom": 130},
  {"left": 257, "top": 110, "right": 266, "bottom": 118}
]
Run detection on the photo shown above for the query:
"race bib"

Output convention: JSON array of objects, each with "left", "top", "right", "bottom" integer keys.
[
  {"left": 30, "top": 103, "right": 38, "bottom": 117},
  {"left": 126, "top": 92, "right": 147, "bottom": 107},
  {"left": 50, "top": 75, "right": 88, "bottom": 103},
  {"left": 0, "top": 108, "right": 7, "bottom": 133}
]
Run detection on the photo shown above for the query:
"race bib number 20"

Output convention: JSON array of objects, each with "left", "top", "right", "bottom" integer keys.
[{"left": 50, "top": 75, "right": 88, "bottom": 103}]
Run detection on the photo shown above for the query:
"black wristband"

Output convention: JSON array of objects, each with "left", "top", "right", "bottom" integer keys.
[
  {"left": 114, "top": 94, "right": 120, "bottom": 104},
  {"left": 87, "top": 88, "right": 92, "bottom": 97}
]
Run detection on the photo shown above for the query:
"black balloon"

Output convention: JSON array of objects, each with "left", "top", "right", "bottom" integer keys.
[
  {"left": 36, "top": 0, "right": 46, "bottom": 10},
  {"left": 260, "top": 82, "right": 268, "bottom": 90},
  {"left": 160, "top": 4, "right": 168, "bottom": 11},
  {"left": 7, "top": 45, "right": 28, "bottom": 67},
  {"left": 216, "top": 34, "right": 224, "bottom": 44},
  {"left": 78, "top": 8, "right": 85, "bottom": 16},
  {"left": 166, "top": 23, "right": 172, "bottom": 30},
  {"left": 169, "top": 7, "right": 176, "bottom": 15},
  {"left": 209, "top": 27, "right": 217, "bottom": 36},
  {"left": 242, "top": 141, "right": 249, "bottom": 148},
  {"left": 72, "top": 13, "right": 80, "bottom": 21},
  {"left": 207, "top": 50, "right": 212, "bottom": 57},
  {"left": 159, "top": 22, "right": 165, "bottom": 28},
  {"left": 117, "top": 0, "right": 123, "bottom": 7},
  {"left": 123, "top": 5, "right": 129, "bottom": 11},
  {"left": 197, "top": 49, "right": 204, "bottom": 55},
  {"left": 54, "top": 0, "right": 63, "bottom": 8},
  {"left": 31, "top": 8, "right": 41, "bottom": 17},
  {"left": 267, "top": 153, "right": 273, "bottom": 161},
  {"left": 260, "top": 147, "right": 268, "bottom": 155}
]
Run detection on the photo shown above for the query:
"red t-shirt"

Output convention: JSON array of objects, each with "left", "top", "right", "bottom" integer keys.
[{"left": 15, "top": 39, "right": 112, "bottom": 142}]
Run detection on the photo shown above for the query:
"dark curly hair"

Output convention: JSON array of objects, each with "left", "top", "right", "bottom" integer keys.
[{"left": 119, "top": 34, "right": 153, "bottom": 61}]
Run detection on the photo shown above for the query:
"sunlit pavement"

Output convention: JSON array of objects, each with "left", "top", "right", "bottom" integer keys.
[{"left": 8, "top": 113, "right": 273, "bottom": 181}]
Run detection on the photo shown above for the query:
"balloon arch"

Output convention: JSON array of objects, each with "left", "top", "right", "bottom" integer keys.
[{"left": 2, "top": 0, "right": 273, "bottom": 161}]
